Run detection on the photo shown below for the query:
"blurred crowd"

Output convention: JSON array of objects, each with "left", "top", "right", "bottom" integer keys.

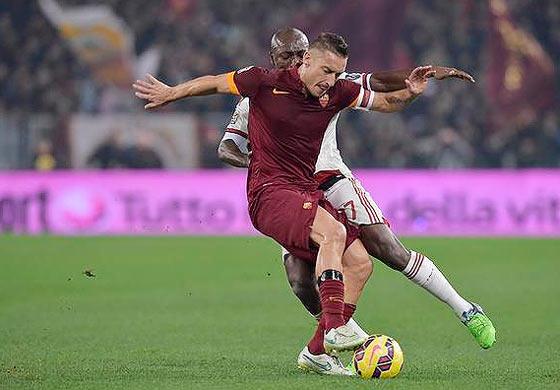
[{"left": 0, "top": 0, "right": 558, "bottom": 169}]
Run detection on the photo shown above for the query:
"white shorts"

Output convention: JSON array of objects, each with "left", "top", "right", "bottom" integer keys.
[
  {"left": 325, "top": 177, "right": 385, "bottom": 226},
  {"left": 281, "top": 176, "right": 385, "bottom": 260}
]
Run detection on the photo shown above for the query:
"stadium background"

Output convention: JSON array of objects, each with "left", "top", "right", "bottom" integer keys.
[{"left": 1, "top": 1, "right": 559, "bottom": 389}]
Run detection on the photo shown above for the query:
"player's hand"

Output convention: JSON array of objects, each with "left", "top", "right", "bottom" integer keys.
[
  {"left": 405, "top": 66, "right": 435, "bottom": 96},
  {"left": 133, "top": 74, "right": 174, "bottom": 110},
  {"left": 432, "top": 66, "right": 475, "bottom": 83}
]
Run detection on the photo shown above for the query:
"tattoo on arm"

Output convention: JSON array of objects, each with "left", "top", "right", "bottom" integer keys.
[
  {"left": 373, "top": 89, "right": 418, "bottom": 113},
  {"left": 385, "top": 94, "right": 417, "bottom": 105}
]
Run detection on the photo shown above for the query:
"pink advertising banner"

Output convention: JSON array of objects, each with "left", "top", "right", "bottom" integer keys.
[{"left": 0, "top": 170, "right": 559, "bottom": 236}]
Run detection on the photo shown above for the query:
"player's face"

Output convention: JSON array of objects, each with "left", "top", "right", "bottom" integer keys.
[
  {"left": 271, "top": 50, "right": 306, "bottom": 69},
  {"left": 300, "top": 48, "right": 347, "bottom": 97}
]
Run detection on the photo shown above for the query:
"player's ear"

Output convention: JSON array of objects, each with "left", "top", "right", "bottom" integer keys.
[{"left": 302, "top": 51, "right": 311, "bottom": 67}]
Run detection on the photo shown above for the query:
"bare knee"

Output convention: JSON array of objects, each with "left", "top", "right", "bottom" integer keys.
[
  {"left": 315, "top": 219, "right": 347, "bottom": 248},
  {"left": 327, "top": 221, "right": 347, "bottom": 246}
]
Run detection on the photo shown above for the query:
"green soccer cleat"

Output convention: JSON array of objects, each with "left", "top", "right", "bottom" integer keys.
[
  {"left": 461, "top": 303, "right": 496, "bottom": 349},
  {"left": 346, "top": 360, "right": 356, "bottom": 375}
]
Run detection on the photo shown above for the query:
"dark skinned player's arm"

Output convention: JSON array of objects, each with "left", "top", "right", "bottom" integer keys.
[
  {"left": 218, "top": 139, "right": 249, "bottom": 168},
  {"left": 369, "top": 66, "right": 435, "bottom": 113},
  {"left": 369, "top": 66, "right": 475, "bottom": 92}
]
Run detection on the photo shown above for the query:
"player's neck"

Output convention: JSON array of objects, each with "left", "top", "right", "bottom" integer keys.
[{"left": 296, "top": 66, "right": 311, "bottom": 97}]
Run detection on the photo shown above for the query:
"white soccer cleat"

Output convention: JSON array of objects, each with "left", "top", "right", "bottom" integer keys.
[
  {"left": 297, "top": 346, "right": 354, "bottom": 376},
  {"left": 346, "top": 317, "right": 369, "bottom": 339},
  {"left": 323, "top": 324, "right": 368, "bottom": 355}
]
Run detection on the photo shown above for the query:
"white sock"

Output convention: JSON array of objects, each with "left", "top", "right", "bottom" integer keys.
[{"left": 403, "top": 251, "right": 472, "bottom": 317}]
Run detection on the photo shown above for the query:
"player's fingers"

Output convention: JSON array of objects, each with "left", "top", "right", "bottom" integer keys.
[
  {"left": 147, "top": 74, "right": 162, "bottom": 85},
  {"left": 411, "top": 65, "right": 432, "bottom": 80},
  {"left": 461, "top": 72, "right": 476, "bottom": 83},
  {"left": 416, "top": 65, "right": 433, "bottom": 74},
  {"left": 135, "top": 91, "right": 152, "bottom": 100},
  {"left": 135, "top": 79, "right": 153, "bottom": 88},
  {"left": 425, "top": 70, "right": 437, "bottom": 79},
  {"left": 409, "top": 67, "right": 422, "bottom": 78},
  {"left": 133, "top": 84, "right": 153, "bottom": 94},
  {"left": 145, "top": 102, "right": 159, "bottom": 110}
]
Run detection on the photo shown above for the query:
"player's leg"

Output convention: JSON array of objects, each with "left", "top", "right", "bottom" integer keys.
[
  {"left": 340, "top": 239, "right": 373, "bottom": 306},
  {"left": 360, "top": 223, "right": 496, "bottom": 348},
  {"left": 308, "top": 206, "right": 367, "bottom": 354},
  {"left": 340, "top": 239, "right": 372, "bottom": 339},
  {"left": 299, "top": 238, "right": 371, "bottom": 376},
  {"left": 286, "top": 251, "right": 349, "bottom": 374},
  {"left": 325, "top": 176, "right": 495, "bottom": 348},
  {"left": 296, "top": 206, "right": 362, "bottom": 375},
  {"left": 283, "top": 252, "right": 321, "bottom": 319},
  {"left": 309, "top": 205, "right": 346, "bottom": 336},
  {"left": 284, "top": 248, "right": 370, "bottom": 332},
  {"left": 360, "top": 223, "right": 474, "bottom": 311},
  {"left": 287, "top": 242, "right": 370, "bottom": 375},
  {"left": 306, "top": 237, "right": 372, "bottom": 356},
  {"left": 284, "top": 250, "right": 370, "bottom": 331},
  {"left": 332, "top": 178, "right": 475, "bottom": 314},
  {"left": 309, "top": 205, "right": 346, "bottom": 278}
]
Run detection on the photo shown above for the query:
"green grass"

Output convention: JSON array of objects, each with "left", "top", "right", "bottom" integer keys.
[{"left": 0, "top": 236, "right": 559, "bottom": 389}]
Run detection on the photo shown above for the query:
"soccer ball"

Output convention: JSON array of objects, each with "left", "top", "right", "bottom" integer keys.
[{"left": 352, "top": 334, "right": 404, "bottom": 379}]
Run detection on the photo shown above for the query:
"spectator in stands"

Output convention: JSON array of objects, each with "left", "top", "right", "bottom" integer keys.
[
  {"left": 87, "top": 131, "right": 127, "bottom": 169},
  {"left": 0, "top": 0, "right": 558, "bottom": 169},
  {"left": 32, "top": 139, "right": 57, "bottom": 171},
  {"left": 123, "top": 133, "right": 164, "bottom": 169}
]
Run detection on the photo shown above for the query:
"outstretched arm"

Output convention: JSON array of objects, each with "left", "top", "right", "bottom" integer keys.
[
  {"left": 133, "top": 73, "right": 233, "bottom": 109},
  {"left": 369, "top": 66, "right": 475, "bottom": 92},
  {"left": 370, "top": 66, "right": 435, "bottom": 112}
]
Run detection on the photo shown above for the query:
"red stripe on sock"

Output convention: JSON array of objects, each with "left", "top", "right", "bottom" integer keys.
[
  {"left": 406, "top": 252, "right": 420, "bottom": 279},
  {"left": 409, "top": 253, "right": 425, "bottom": 280}
]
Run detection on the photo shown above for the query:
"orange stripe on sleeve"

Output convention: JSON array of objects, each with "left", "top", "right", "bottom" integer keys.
[{"left": 226, "top": 71, "right": 240, "bottom": 95}]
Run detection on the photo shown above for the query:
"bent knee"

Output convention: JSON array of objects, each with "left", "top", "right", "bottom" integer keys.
[
  {"left": 355, "top": 257, "right": 373, "bottom": 281},
  {"left": 325, "top": 221, "right": 347, "bottom": 245}
]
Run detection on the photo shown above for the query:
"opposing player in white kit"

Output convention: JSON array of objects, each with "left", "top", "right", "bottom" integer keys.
[{"left": 218, "top": 28, "right": 495, "bottom": 375}]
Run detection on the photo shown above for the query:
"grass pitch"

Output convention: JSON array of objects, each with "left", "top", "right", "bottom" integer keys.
[{"left": 0, "top": 236, "right": 559, "bottom": 389}]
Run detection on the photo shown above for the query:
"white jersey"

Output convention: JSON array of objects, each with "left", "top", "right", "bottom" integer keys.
[{"left": 221, "top": 71, "right": 375, "bottom": 176}]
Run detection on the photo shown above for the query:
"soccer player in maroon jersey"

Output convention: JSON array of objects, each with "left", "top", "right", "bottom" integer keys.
[
  {"left": 133, "top": 32, "right": 462, "bottom": 374},
  {"left": 218, "top": 29, "right": 487, "bottom": 353}
]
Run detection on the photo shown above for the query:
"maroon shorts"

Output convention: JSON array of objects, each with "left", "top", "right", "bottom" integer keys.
[{"left": 249, "top": 186, "right": 359, "bottom": 262}]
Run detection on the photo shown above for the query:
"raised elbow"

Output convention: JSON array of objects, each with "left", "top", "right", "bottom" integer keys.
[{"left": 217, "top": 141, "right": 229, "bottom": 162}]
